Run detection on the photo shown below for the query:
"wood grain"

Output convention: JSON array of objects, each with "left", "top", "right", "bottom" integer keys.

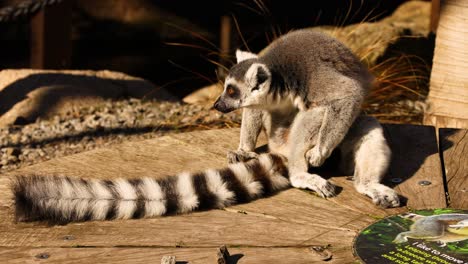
[
  {"left": 439, "top": 128, "right": 468, "bottom": 209},
  {"left": 0, "top": 126, "right": 444, "bottom": 263},
  {"left": 0, "top": 129, "right": 373, "bottom": 256},
  {"left": 0, "top": 246, "right": 355, "bottom": 264}
]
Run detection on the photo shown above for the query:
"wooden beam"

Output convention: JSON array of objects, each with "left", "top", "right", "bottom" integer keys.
[{"left": 30, "top": 0, "right": 72, "bottom": 69}]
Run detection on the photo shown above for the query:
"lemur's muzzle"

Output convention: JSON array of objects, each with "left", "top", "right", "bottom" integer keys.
[{"left": 213, "top": 97, "right": 235, "bottom": 113}]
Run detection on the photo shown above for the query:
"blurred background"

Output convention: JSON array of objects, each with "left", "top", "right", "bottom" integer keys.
[
  {"left": 0, "top": 0, "right": 425, "bottom": 98},
  {"left": 0, "top": 0, "right": 442, "bottom": 171}
]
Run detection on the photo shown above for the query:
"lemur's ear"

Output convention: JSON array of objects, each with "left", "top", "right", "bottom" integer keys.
[
  {"left": 236, "top": 49, "right": 258, "bottom": 63},
  {"left": 245, "top": 63, "right": 270, "bottom": 87}
]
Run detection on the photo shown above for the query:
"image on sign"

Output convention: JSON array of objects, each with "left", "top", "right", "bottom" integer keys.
[{"left": 354, "top": 209, "right": 468, "bottom": 264}]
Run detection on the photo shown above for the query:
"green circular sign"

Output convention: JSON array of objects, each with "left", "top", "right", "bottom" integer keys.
[{"left": 354, "top": 209, "right": 468, "bottom": 264}]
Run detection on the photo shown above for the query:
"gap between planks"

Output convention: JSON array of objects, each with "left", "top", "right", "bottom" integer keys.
[{"left": 439, "top": 128, "right": 468, "bottom": 209}]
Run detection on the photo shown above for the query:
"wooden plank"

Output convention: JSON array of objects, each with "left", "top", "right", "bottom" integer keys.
[
  {"left": 169, "top": 128, "right": 268, "bottom": 158},
  {"left": 0, "top": 246, "right": 355, "bottom": 264},
  {"left": 30, "top": 0, "right": 72, "bottom": 69},
  {"left": 383, "top": 124, "right": 446, "bottom": 209},
  {"left": 4, "top": 129, "right": 264, "bottom": 180},
  {"left": 5, "top": 132, "right": 231, "bottom": 180},
  {"left": 439, "top": 128, "right": 468, "bottom": 209},
  {"left": 0, "top": 129, "right": 372, "bottom": 250},
  {"left": 0, "top": 127, "right": 424, "bottom": 261}
]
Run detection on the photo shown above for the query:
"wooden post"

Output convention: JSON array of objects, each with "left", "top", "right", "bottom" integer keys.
[
  {"left": 430, "top": 0, "right": 440, "bottom": 33},
  {"left": 219, "top": 15, "right": 232, "bottom": 78},
  {"left": 424, "top": 0, "right": 468, "bottom": 129},
  {"left": 30, "top": 0, "right": 72, "bottom": 69}
]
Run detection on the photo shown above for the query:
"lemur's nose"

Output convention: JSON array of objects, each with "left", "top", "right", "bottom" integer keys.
[
  {"left": 213, "top": 98, "right": 223, "bottom": 111},
  {"left": 213, "top": 98, "right": 232, "bottom": 113}
]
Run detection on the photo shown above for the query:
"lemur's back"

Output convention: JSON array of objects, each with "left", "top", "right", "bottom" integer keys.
[{"left": 261, "top": 30, "right": 373, "bottom": 102}]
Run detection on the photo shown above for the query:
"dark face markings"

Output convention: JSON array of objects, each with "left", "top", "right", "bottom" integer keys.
[
  {"left": 256, "top": 66, "right": 269, "bottom": 85},
  {"left": 225, "top": 84, "right": 240, "bottom": 99}
]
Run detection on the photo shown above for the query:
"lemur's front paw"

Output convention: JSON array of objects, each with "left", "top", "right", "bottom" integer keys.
[
  {"left": 290, "top": 172, "right": 336, "bottom": 198},
  {"left": 227, "top": 150, "right": 258, "bottom": 164},
  {"left": 306, "top": 147, "right": 330, "bottom": 167},
  {"left": 357, "top": 183, "right": 400, "bottom": 208}
]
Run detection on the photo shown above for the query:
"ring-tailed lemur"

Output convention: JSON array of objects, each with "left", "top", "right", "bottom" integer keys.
[
  {"left": 393, "top": 213, "right": 468, "bottom": 244},
  {"left": 12, "top": 30, "right": 400, "bottom": 224},
  {"left": 13, "top": 153, "right": 289, "bottom": 224},
  {"left": 214, "top": 29, "right": 399, "bottom": 207},
  {"left": 12, "top": 113, "right": 398, "bottom": 224},
  {"left": 12, "top": 112, "right": 398, "bottom": 224}
]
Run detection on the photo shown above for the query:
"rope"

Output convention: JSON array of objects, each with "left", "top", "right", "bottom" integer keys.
[{"left": 0, "top": 0, "right": 65, "bottom": 23}]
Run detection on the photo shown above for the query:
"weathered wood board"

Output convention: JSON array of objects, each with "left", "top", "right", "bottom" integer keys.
[
  {"left": 439, "top": 128, "right": 468, "bottom": 209},
  {"left": 0, "top": 247, "right": 354, "bottom": 264},
  {"left": 0, "top": 125, "right": 453, "bottom": 263}
]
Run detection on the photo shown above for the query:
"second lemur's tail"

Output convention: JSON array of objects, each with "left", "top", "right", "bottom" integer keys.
[{"left": 13, "top": 153, "right": 289, "bottom": 224}]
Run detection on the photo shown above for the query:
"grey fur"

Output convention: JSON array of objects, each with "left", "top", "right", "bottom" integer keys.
[
  {"left": 215, "top": 30, "right": 399, "bottom": 206},
  {"left": 12, "top": 153, "right": 289, "bottom": 224}
]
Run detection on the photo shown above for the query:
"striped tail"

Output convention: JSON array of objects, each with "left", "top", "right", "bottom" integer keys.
[{"left": 13, "top": 153, "right": 289, "bottom": 224}]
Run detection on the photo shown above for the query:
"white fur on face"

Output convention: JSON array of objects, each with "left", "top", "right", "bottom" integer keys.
[
  {"left": 224, "top": 76, "right": 241, "bottom": 90},
  {"left": 240, "top": 63, "right": 271, "bottom": 108},
  {"left": 236, "top": 49, "right": 258, "bottom": 63}
]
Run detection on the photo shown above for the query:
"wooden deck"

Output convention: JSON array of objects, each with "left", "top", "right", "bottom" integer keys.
[{"left": 0, "top": 125, "right": 466, "bottom": 263}]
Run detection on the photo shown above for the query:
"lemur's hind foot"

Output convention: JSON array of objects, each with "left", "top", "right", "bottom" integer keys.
[
  {"left": 290, "top": 172, "right": 336, "bottom": 198},
  {"left": 356, "top": 183, "right": 400, "bottom": 208}
]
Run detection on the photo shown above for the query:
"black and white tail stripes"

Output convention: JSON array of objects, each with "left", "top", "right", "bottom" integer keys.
[{"left": 13, "top": 153, "right": 289, "bottom": 224}]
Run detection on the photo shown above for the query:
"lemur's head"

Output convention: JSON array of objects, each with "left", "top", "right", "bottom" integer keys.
[{"left": 214, "top": 50, "right": 272, "bottom": 113}]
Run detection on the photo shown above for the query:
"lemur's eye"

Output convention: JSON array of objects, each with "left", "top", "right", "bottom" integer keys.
[
  {"left": 227, "top": 87, "right": 235, "bottom": 96},
  {"left": 225, "top": 84, "right": 239, "bottom": 98}
]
